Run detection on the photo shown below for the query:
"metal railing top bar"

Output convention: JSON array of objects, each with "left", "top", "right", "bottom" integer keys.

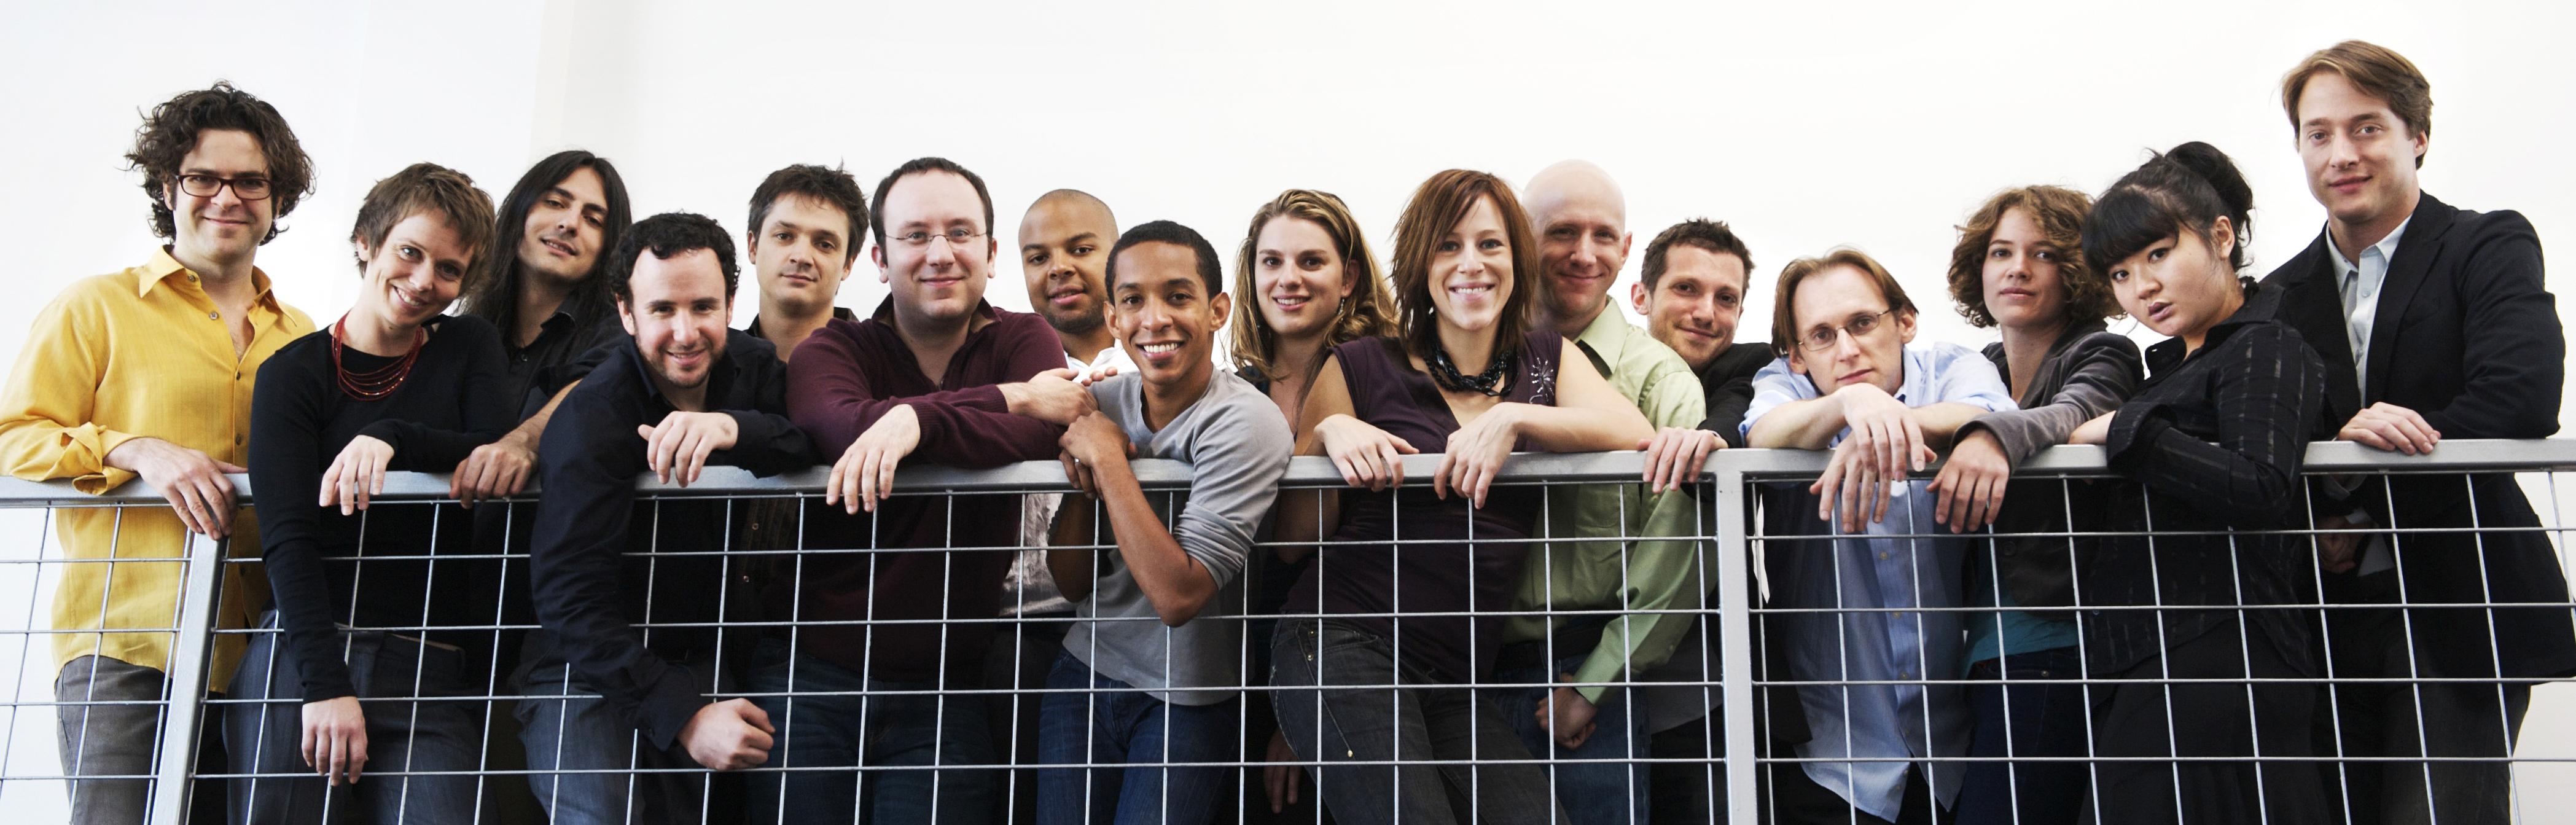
[{"left": 1, "top": 438, "right": 2570, "bottom": 506}]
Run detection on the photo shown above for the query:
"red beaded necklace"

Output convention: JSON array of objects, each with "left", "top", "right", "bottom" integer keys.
[{"left": 330, "top": 315, "right": 427, "bottom": 401}]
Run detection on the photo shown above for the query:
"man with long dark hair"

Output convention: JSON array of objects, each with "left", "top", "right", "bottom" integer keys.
[
  {"left": 0, "top": 80, "right": 316, "bottom": 824},
  {"left": 448, "top": 149, "right": 634, "bottom": 501}
]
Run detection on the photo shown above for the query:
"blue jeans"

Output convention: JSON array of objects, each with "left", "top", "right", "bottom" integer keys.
[
  {"left": 743, "top": 636, "right": 995, "bottom": 825},
  {"left": 512, "top": 632, "right": 725, "bottom": 825},
  {"left": 225, "top": 611, "right": 483, "bottom": 825},
  {"left": 1490, "top": 655, "right": 1652, "bottom": 825},
  {"left": 1034, "top": 651, "right": 1233, "bottom": 825}
]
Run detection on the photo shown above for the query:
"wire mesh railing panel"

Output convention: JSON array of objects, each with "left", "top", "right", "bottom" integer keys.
[{"left": 0, "top": 441, "right": 2570, "bottom": 824}]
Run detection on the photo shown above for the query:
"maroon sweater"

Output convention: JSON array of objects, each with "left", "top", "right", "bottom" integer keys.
[{"left": 783, "top": 299, "right": 1066, "bottom": 684}]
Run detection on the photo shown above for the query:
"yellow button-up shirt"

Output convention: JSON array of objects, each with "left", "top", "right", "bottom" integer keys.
[{"left": 0, "top": 248, "right": 313, "bottom": 684}]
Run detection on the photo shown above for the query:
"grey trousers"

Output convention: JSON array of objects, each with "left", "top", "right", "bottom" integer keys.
[{"left": 56, "top": 654, "right": 225, "bottom": 825}]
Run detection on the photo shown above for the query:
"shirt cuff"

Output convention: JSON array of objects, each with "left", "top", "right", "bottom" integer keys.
[
  {"left": 70, "top": 428, "right": 144, "bottom": 495},
  {"left": 2104, "top": 402, "right": 2170, "bottom": 471},
  {"left": 1572, "top": 641, "right": 1631, "bottom": 705},
  {"left": 639, "top": 664, "right": 709, "bottom": 752}
]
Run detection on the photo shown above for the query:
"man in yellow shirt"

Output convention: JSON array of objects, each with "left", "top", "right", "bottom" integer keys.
[{"left": 0, "top": 82, "right": 314, "bottom": 824}]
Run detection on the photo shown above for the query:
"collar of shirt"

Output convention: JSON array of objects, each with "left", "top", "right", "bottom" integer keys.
[
  {"left": 136, "top": 246, "right": 286, "bottom": 315},
  {"left": 2142, "top": 284, "right": 2275, "bottom": 374},
  {"left": 1074, "top": 341, "right": 1136, "bottom": 375},
  {"left": 744, "top": 305, "right": 856, "bottom": 340},
  {"left": 1570, "top": 308, "right": 1637, "bottom": 375},
  {"left": 518, "top": 294, "right": 614, "bottom": 353},
  {"left": 2327, "top": 215, "right": 2412, "bottom": 276}
]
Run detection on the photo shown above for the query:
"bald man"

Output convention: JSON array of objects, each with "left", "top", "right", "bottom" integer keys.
[
  {"left": 996, "top": 188, "right": 1138, "bottom": 825},
  {"left": 1497, "top": 160, "right": 1714, "bottom": 825},
  {"left": 1019, "top": 189, "right": 1134, "bottom": 373}
]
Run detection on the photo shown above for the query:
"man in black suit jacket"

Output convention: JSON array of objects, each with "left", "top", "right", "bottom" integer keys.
[{"left": 2260, "top": 41, "right": 2574, "bottom": 825}]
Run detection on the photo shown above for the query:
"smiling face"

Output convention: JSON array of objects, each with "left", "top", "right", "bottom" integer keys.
[
  {"left": 353, "top": 211, "right": 474, "bottom": 334},
  {"left": 1980, "top": 206, "right": 2072, "bottom": 333},
  {"left": 2297, "top": 71, "right": 2426, "bottom": 239},
  {"left": 1635, "top": 244, "right": 1747, "bottom": 369},
  {"left": 1110, "top": 241, "right": 1229, "bottom": 394},
  {"left": 1528, "top": 174, "right": 1629, "bottom": 328},
  {"left": 617, "top": 248, "right": 733, "bottom": 398},
  {"left": 2106, "top": 221, "right": 2240, "bottom": 346},
  {"left": 1018, "top": 195, "right": 1116, "bottom": 336},
  {"left": 1428, "top": 196, "right": 1516, "bottom": 334},
  {"left": 1786, "top": 264, "right": 1915, "bottom": 395},
  {"left": 514, "top": 166, "right": 611, "bottom": 287},
  {"left": 875, "top": 170, "right": 994, "bottom": 328},
  {"left": 163, "top": 128, "right": 274, "bottom": 268},
  {"left": 1251, "top": 216, "right": 1355, "bottom": 343},
  {"left": 750, "top": 194, "right": 854, "bottom": 316}
]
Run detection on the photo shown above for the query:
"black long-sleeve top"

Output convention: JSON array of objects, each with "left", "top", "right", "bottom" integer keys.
[
  {"left": 2087, "top": 290, "right": 2333, "bottom": 676},
  {"left": 249, "top": 315, "right": 512, "bottom": 702},
  {"left": 529, "top": 330, "right": 817, "bottom": 749},
  {"left": 1695, "top": 343, "right": 1771, "bottom": 447}
]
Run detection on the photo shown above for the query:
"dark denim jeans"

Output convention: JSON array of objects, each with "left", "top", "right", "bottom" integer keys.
[
  {"left": 1269, "top": 619, "right": 1566, "bottom": 825},
  {"left": 225, "top": 611, "right": 483, "bottom": 824},
  {"left": 1955, "top": 646, "right": 2088, "bottom": 825},
  {"left": 1489, "top": 655, "right": 1652, "bottom": 825},
  {"left": 743, "top": 636, "right": 996, "bottom": 825},
  {"left": 513, "top": 632, "right": 731, "bottom": 825},
  {"left": 1034, "top": 651, "right": 1234, "bottom": 825}
]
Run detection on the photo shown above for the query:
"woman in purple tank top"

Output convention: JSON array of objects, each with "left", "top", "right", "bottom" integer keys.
[{"left": 1268, "top": 170, "right": 1653, "bottom": 825}]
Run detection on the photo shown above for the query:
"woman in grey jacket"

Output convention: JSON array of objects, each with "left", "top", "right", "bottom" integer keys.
[{"left": 1928, "top": 185, "right": 2143, "bottom": 825}]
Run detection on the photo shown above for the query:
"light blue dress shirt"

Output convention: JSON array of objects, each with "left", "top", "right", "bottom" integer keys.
[{"left": 1741, "top": 342, "right": 2017, "bottom": 820}]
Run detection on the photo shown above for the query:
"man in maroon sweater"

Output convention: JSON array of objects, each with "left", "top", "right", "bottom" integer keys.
[{"left": 760, "top": 157, "right": 1093, "bottom": 824}]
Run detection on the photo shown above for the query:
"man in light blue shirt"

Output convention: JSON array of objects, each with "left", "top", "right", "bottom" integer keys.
[{"left": 1741, "top": 248, "right": 2015, "bottom": 824}]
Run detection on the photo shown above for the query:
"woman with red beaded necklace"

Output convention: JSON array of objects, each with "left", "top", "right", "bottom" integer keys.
[{"left": 228, "top": 163, "right": 514, "bottom": 823}]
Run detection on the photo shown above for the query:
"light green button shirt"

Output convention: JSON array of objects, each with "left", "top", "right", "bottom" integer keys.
[{"left": 1505, "top": 309, "right": 1710, "bottom": 702}]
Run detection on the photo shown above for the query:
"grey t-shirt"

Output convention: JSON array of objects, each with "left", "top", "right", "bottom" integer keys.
[{"left": 1060, "top": 369, "right": 1291, "bottom": 705}]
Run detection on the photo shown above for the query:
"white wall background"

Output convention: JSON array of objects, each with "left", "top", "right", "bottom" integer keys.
[{"left": 4, "top": 1, "right": 2574, "bottom": 820}]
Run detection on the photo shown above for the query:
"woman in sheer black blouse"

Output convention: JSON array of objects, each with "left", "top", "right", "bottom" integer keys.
[{"left": 2064, "top": 143, "right": 2337, "bottom": 824}]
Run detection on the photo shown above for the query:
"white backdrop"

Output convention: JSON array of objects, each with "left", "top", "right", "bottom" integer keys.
[{"left": 5, "top": 1, "right": 2575, "bottom": 820}]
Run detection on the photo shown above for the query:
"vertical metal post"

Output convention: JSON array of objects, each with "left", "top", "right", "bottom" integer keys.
[
  {"left": 1714, "top": 464, "right": 1758, "bottom": 825},
  {"left": 148, "top": 530, "right": 226, "bottom": 825}
]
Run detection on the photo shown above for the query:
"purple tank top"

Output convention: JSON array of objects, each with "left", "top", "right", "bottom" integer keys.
[{"left": 1284, "top": 330, "right": 1563, "bottom": 684}]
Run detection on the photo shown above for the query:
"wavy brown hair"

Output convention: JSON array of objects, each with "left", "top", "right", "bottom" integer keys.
[
  {"left": 1228, "top": 189, "right": 1400, "bottom": 383},
  {"left": 1387, "top": 170, "right": 1543, "bottom": 363},
  {"left": 350, "top": 163, "right": 498, "bottom": 293},
  {"left": 1946, "top": 186, "right": 2119, "bottom": 329},
  {"left": 124, "top": 81, "right": 313, "bottom": 244}
]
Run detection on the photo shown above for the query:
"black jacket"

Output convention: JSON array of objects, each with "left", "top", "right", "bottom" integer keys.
[{"left": 2258, "top": 192, "right": 2576, "bottom": 680}]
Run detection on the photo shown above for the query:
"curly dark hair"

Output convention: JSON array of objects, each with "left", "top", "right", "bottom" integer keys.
[
  {"left": 608, "top": 213, "right": 740, "bottom": 305},
  {"left": 124, "top": 81, "right": 313, "bottom": 244},
  {"left": 1946, "top": 186, "right": 2120, "bottom": 328}
]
